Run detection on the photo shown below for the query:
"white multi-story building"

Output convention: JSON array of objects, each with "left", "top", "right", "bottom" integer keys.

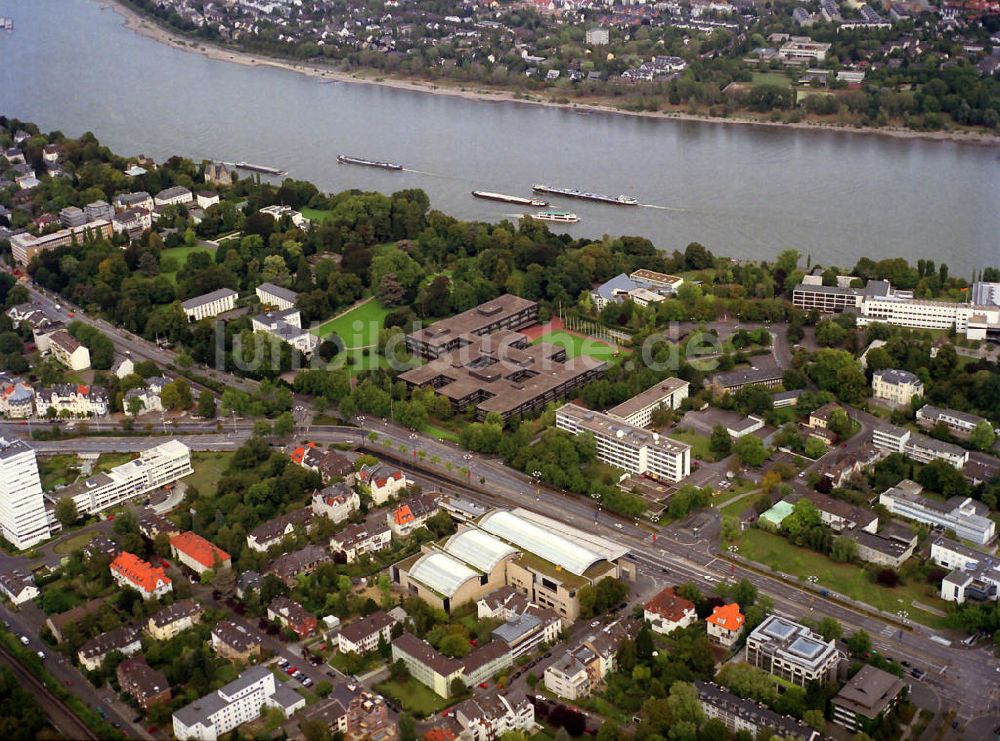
[
  {"left": 153, "top": 186, "right": 193, "bottom": 207},
  {"left": 605, "top": 377, "right": 689, "bottom": 428},
  {"left": 251, "top": 308, "right": 318, "bottom": 356},
  {"left": 556, "top": 403, "right": 691, "bottom": 482},
  {"left": 310, "top": 483, "right": 360, "bottom": 523},
  {"left": 182, "top": 288, "right": 238, "bottom": 322},
  {"left": 971, "top": 282, "right": 1000, "bottom": 307},
  {"left": 0, "top": 439, "right": 50, "bottom": 550},
  {"left": 454, "top": 691, "right": 535, "bottom": 741},
  {"left": 745, "top": 614, "right": 844, "bottom": 687},
  {"left": 336, "top": 610, "right": 395, "bottom": 655},
  {"left": 879, "top": 480, "right": 995, "bottom": 546},
  {"left": 859, "top": 294, "right": 1000, "bottom": 338},
  {"left": 328, "top": 522, "right": 392, "bottom": 563},
  {"left": 357, "top": 466, "right": 411, "bottom": 506},
  {"left": 49, "top": 440, "right": 193, "bottom": 516},
  {"left": 259, "top": 205, "right": 310, "bottom": 229},
  {"left": 255, "top": 282, "right": 298, "bottom": 311},
  {"left": 111, "top": 207, "right": 152, "bottom": 236},
  {"left": 47, "top": 330, "right": 91, "bottom": 371},
  {"left": 930, "top": 536, "right": 1000, "bottom": 603},
  {"left": 871, "top": 424, "right": 969, "bottom": 468},
  {"left": 36, "top": 384, "right": 109, "bottom": 418},
  {"left": 872, "top": 369, "right": 923, "bottom": 406},
  {"left": 916, "top": 405, "right": 990, "bottom": 438},
  {"left": 173, "top": 665, "right": 305, "bottom": 741}
]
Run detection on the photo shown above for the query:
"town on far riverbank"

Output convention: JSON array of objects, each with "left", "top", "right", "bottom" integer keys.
[{"left": 109, "top": 0, "right": 1000, "bottom": 140}]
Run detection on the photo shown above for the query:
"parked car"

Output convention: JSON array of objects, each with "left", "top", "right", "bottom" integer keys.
[
  {"left": 302, "top": 678, "right": 313, "bottom": 688},
  {"left": 286, "top": 666, "right": 297, "bottom": 675}
]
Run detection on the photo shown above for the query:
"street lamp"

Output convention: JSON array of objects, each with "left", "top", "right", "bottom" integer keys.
[{"left": 531, "top": 470, "right": 542, "bottom": 501}]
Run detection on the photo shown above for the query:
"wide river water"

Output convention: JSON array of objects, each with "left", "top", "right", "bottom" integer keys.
[{"left": 2, "top": 0, "right": 999, "bottom": 273}]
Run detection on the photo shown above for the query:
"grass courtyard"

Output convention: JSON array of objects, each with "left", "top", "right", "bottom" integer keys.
[
  {"left": 375, "top": 678, "right": 451, "bottom": 717},
  {"left": 666, "top": 429, "right": 716, "bottom": 462},
  {"left": 300, "top": 207, "right": 334, "bottom": 224},
  {"left": 531, "top": 330, "right": 622, "bottom": 362},
  {"left": 732, "top": 528, "right": 949, "bottom": 629},
  {"left": 310, "top": 300, "right": 391, "bottom": 348},
  {"left": 184, "top": 452, "right": 234, "bottom": 496}
]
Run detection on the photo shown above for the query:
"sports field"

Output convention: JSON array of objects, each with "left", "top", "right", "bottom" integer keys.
[
  {"left": 310, "top": 300, "right": 390, "bottom": 348},
  {"left": 531, "top": 330, "right": 621, "bottom": 361}
]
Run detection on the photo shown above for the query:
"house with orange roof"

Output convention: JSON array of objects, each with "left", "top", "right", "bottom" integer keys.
[
  {"left": 289, "top": 442, "right": 355, "bottom": 484},
  {"left": 169, "top": 531, "right": 232, "bottom": 575},
  {"left": 706, "top": 603, "right": 745, "bottom": 647},
  {"left": 643, "top": 587, "right": 697, "bottom": 635},
  {"left": 388, "top": 493, "right": 440, "bottom": 536},
  {"left": 110, "top": 551, "right": 172, "bottom": 600}
]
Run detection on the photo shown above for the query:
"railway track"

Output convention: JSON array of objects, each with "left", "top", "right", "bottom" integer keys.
[{"left": 0, "top": 644, "right": 98, "bottom": 740}]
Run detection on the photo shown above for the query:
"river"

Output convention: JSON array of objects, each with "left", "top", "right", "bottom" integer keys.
[{"left": 2, "top": 0, "right": 998, "bottom": 273}]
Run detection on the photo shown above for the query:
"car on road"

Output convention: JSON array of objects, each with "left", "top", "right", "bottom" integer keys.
[
  {"left": 36, "top": 651, "right": 45, "bottom": 660},
  {"left": 18, "top": 635, "right": 28, "bottom": 646},
  {"left": 911, "top": 668, "right": 925, "bottom": 679},
  {"left": 479, "top": 682, "right": 489, "bottom": 689},
  {"left": 614, "top": 523, "right": 623, "bottom": 529},
  {"left": 590, "top": 620, "right": 600, "bottom": 627},
  {"left": 543, "top": 652, "right": 551, "bottom": 659}
]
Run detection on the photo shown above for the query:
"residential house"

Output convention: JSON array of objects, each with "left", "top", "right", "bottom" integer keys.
[
  {"left": 290, "top": 443, "right": 355, "bottom": 483},
  {"left": 117, "top": 656, "right": 171, "bottom": 710},
  {"left": 36, "top": 383, "right": 108, "bottom": 417},
  {"left": 46, "top": 598, "right": 104, "bottom": 643},
  {"left": 491, "top": 608, "right": 562, "bottom": 659},
  {"left": 47, "top": 331, "right": 91, "bottom": 371},
  {"left": 268, "top": 544, "right": 330, "bottom": 586},
  {"left": 643, "top": 587, "right": 697, "bottom": 635},
  {"left": 337, "top": 610, "right": 396, "bottom": 655},
  {"left": 453, "top": 691, "right": 535, "bottom": 741},
  {"left": 137, "top": 509, "right": 180, "bottom": 541},
  {"left": 154, "top": 186, "right": 193, "bottom": 207},
  {"left": 112, "top": 207, "right": 152, "bottom": 237},
  {"left": 78, "top": 625, "right": 142, "bottom": 671},
  {"left": 705, "top": 603, "right": 745, "bottom": 648},
  {"left": 543, "top": 618, "right": 641, "bottom": 700},
  {"left": 391, "top": 633, "right": 515, "bottom": 698},
  {"left": 236, "top": 571, "right": 261, "bottom": 600},
  {"left": 110, "top": 356, "right": 135, "bottom": 379},
  {"left": 211, "top": 620, "right": 264, "bottom": 661},
  {"left": 170, "top": 531, "right": 232, "bottom": 575},
  {"left": 388, "top": 493, "right": 440, "bottom": 536},
  {"left": 113, "top": 192, "right": 154, "bottom": 212},
  {"left": 0, "top": 376, "right": 34, "bottom": 419},
  {"left": 82, "top": 535, "right": 120, "bottom": 561},
  {"left": 147, "top": 599, "right": 203, "bottom": 640},
  {"left": 311, "top": 483, "right": 360, "bottom": 523},
  {"left": 0, "top": 569, "right": 39, "bottom": 605},
  {"left": 196, "top": 191, "right": 220, "bottom": 209},
  {"left": 694, "top": 681, "right": 820, "bottom": 741},
  {"left": 329, "top": 521, "right": 392, "bottom": 563},
  {"left": 801, "top": 491, "right": 878, "bottom": 534},
  {"left": 268, "top": 596, "right": 318, "bottom": 639},
  {"left": 109, "top": 551, "right": 172, "bottom": 600},
  {"left": 358, "top": 467, "right": 411, "bottom": 506},
  {"left": 246, "top": 508, "right": 314, "bottom": 552}
]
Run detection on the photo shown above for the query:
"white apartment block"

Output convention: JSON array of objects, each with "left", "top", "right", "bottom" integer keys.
[
  {"left": 858, "top": 295, "right": 1000, "bottom": 339},
  {"left": 556, "top": 403, "right": 691, "bottom": 482},
  {"left": 971, "top": 282, "right": 1000, "bottom": 307},
  {"left": 871, "top": 424, "right": 969, "bottom": 469},
  {"left": 153, "top": 186, "right": 194, "bottom": 207},
  {"left": 605, "top": 377, "right": 689, "bottom": 428},
  {"left": 48, "top": 331, "right": 91, "bottom": 371},
  {"left": 49, "top": 440, "right": 193, "bottom": 516},
  {"left": 930, "top": 537, "right": 1000, "bottom": 604},
  {"left": 251, "top": 308, "right": 319, "bottom": 356},
  {"left": 879, "top": 480, "right": 995, "bottom": 546},
  {"left": 0, "top": 439, "right": 50, "bottom": 549},
  {"left": 745, "top": 615, "right": 844, "bottom": 687},
  {"left": 173, "top": 665, "right": 304, "bottom": 741},
  {"left": 336, "top": 610, "right": 395, "bottom": 655},
  {"left": 872, "top": 369, "right": 923, "bottom": 406},
  {"left": 454, "top": 692, "right": 535, "bottom": 741},
  {"left": 182, "top": 288, "right": 238, "bottom": 322},
  {"left": 916, "top": 405, "right": 990, "bottom": 438}
]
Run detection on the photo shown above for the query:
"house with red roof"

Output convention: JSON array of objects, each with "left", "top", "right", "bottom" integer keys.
[
  {"left": 110, "top": 551, "right": 172, "bottom": 600},
  {"left": 706, "top": 603, "right": 745, "bottom": 647},
  {"left": 169, "top": 531, "right": 231, "bottom": 575},
  {"left": 388, "top": 493, "right": 440, "bottom": 536},
  {"left": 358, "top": 466, "right": 412, "bottom": 506},
  {"left": 290, "top": 442, "right": 355, "bottom": 484},
  {"left": 643, "top": 587, "right": 697, "bottom": 635}
]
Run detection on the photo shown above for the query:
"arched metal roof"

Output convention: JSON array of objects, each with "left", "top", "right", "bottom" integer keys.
[
  {"left": 479, "top": 510, "right": 605, "bottom": 576},
  {"left": 408, "top": 552, "right": 480, "bottom": 597},
  {"left": 444, "top": 529, "right": 516, "bottom": 573}
]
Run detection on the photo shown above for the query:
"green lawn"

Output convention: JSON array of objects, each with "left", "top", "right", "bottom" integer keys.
[
  {"left": 311, "top": 300, "right": 391, "bottom": 348},
  {"left": 531, "top": 330, "right": 622, "bottom": 361},
  {"left": 38, "top": 454, "right": 80, "bottom": 492},
  {"left": 667, "top": 429, "right": 716, "bottom": 462},
  {"left": 301, "top": 207, "right": 334, "bottom": 224},
  {"left": 753, "top": 72, "right": 792, "bottom": 89},
  {"left": 733, "top": 528, "right": 949, "bottom": 628},
  {"left": 375, "top": 678, "right": 451, "bottom": 717},
  {"left": 93, "top": 452, "right": 137, "bottom": 474},
  {"left": 160, "top": 245, "right": 215, "bottom": 284},
  {"left": 424, "top": 423, "right": 460, "bottom": 443},
  {"left": 53, "top": 532, "right": 97, "bottom": 556},
  {"left": 184, "top": 452, "right": 233, "bottom": 496}
]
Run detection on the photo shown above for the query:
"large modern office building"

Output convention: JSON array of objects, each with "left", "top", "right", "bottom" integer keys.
[
  {"left": 405, "top": 294, "right": 539, "bottom": 359},
  {"left": 400, "top": 329, "right": 606, "bottom": 421},
  {"left": 49, "top": 440, "right": 193, "bottom": 516},
  {"left": 555, "top": 402, "right": 691, "bottom": 482},
  {"left": 871, "top": 424, "right": 969, "bottom": 469},
  {"left": 930, "top": 536, "right": 1000, "bottom": 603},
  {"left": 745, "top": 614, "right": 844, "bottom": 687},
  {"left": 879, "top": 480, "right": 995, "bottom": 546},
  {"left": 0, "top": 438, "right": 50, "bottom": 549},
  {"left": 605, "top": 377, "right": 689, "bottom": 428}
]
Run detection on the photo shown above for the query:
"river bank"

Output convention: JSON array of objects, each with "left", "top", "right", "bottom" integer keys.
[{"left": 104, "top": 0, "right": 1000, "bottom": 148}]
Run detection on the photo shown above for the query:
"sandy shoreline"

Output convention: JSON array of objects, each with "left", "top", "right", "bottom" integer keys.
[{"left": 104, "top": 0, "right": 1000, "bottom": 147}]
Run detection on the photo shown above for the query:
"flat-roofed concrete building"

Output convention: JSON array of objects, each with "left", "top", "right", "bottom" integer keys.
[
  {"left": 745, "top": 614, "right": 843, "bottom": 686},
  {"left": 831, "top": 665, "right": 905, "bottom": 732},
  {"left": 406, "top": 295, "right": 539, "bottom": 359},
  {"left": 10, "top": 222, "right": 113, "bottom": 266},
  {"left": 843, "top": 521, "right": 917, "bottom": 569},
  {"left": 930, "top": 536, "right": 1000, "bottom": 603},
  {"left": 182, "top": 288, "right": 238, "bottom": 322},
  {"left": 630, "top": 268, "right": 684, "bottom": 294},
  {"left": 872, "top": 424, "right": 969, "bottom": 469},
  {"left": 792, "top": 283, "right": 864, "bottom": 313},
  {"left": 0, "top": 438, "right": 50, "bottom": 550},
  {"left": 879, "top": 479, "right": 995, "bottom": 545},
  {"left": 556, "top": 403, "right": 691, "bottom": 482},
  {"left": 605, "top": 377, "right": 689, "bottom": 428},
  {"left": 400, "top": 328, "right": 604, "bottom": 421},
  {"left": 710, "top": 366, "right": 784, "bottom": 393}
]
